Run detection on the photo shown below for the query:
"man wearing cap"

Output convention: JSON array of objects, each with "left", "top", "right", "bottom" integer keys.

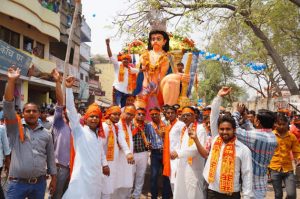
[
  {"left": 106, "top": 39, "right": 139, "bottom": 107},
  {"left": 162, "top": 104, "right": 185, "bottom": 192},
  {"left": 63, "top": 76, "right": 108, "bottom": 199},
  {"left": 146, "top": 107, "right": 172, "bottom": 199},
  {"left": 101, "top": 105, "right": 134, "bottom": 199},
  {"left": 171, "top": 106, "right": 208, "bottom": 199},
  {"left": 132, "top": 107, "right": 150, "bottom": 199},
  {"left": 112, "top": 105, "right": 136, "bottom": 199}
]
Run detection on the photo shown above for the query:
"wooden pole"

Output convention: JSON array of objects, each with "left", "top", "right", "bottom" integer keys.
[
  {"left": 62, "top": 0, "right": 81, "bottom": 105},
  {"left": 178, "top": 53, "right": 193, "bottom": 107}
]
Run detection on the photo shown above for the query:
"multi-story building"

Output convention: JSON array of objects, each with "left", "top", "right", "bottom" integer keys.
[
  {"left": 95, "top": 62, "right": 114, "bottom": 106},
  {"left": 50, "top": 0, "right": 81, "bottom": 97},
  {"left": 0, "top": 0, "right": 61, "bottom": 108}
]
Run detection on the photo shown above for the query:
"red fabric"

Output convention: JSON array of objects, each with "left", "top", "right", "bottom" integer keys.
[
  {"left": 162, "top": 119, "right": 177, "bottom": 177},
  {"left": 69, "top": 134, "right": 75, "bottom": 177},
  {"left": 290, "top": 124, "right": 300, "bottom": 144}
]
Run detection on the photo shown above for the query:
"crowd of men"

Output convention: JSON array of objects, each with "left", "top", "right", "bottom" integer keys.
[{"left": 0, "top": 65, "right": 300, "bottom": 199}]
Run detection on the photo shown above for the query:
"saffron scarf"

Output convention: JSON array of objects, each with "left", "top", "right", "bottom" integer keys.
[
  {"left": 208, "top": 136, "right": 236, "bottom": 193},
  {"left": 121, "top": 119, "right": 130, "bottom": 148},
  {"left": 132, "top": 119, "right": 148, "bottom": 146},
  {"left": 118, "top": 64, "right": 137, "bottom": 93},
  {"left": 163, "top": 119, "right": 178, "bottom": 177},
  {"left": 150, "top": 120, "right": 166, "bottom": 138},
  {"left": 106, "top": 119, "right": 118, "bottom": 161},
  {"left": 180, "top": 121, "right": 197, "bottom": 165}
]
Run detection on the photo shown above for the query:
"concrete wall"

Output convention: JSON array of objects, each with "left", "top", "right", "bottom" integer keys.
[
  {"left": 0, "top": 13, "right": 51, "bottom": 59},
  {"left": 232, "top": 95, "right": 300, "bottom": 113},
  {"left": 95, "top": 63, "right": 114, "bottom": 103}
]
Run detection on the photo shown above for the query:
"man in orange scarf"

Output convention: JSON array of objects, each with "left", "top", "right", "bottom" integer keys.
[
  {"left": 3, "top": 67, "right": 57, "bottom": 199},
  {"left": 101, "top": 105, "right": 134, "bottom": 199},
  {"left": 106, "top": 39, "right": 139, "bottom": 107},
  {"left": 113, "top": 105, "right": 136, "bottom": 199},
  {"left": 145, "top": 107, "right": 172, "bottom": 199},
  {"left": 131, "top": 108, "right": 149, "bottom": 199},
  {"left": 203, "top": 87, "right": 253, "bottom": 199},
  {"left": 162, "top": 104, "right": 185, "bottom": 192},
  {"left": 63, "top": 76, "right": 108, "bottom": 199},
  {"left": 170, "top": 106, "right": 207, "bottom": 199}
]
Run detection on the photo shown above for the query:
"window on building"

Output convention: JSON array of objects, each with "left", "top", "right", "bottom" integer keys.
[
  {"left": 0, "top": 26, "right": 20, "bottom": 48},
  {"left": 23, "top": 36, "right": 33, "bottom": 53},
  {"left": 34, "top": 42, "right": 45, "bottom": 58},
  {"left": 85, "top": 76, "right": 88, "bottom": 83},
  {"left": 80, "top": 73, "right": 83, "bottom": 80}
]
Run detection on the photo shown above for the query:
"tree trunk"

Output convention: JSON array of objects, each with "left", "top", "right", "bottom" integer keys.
[
  {"left": 289, "top": 0, "right": 300, "bottom": 7},
  {"left": 244, "top": 19, "right": 300, "bottom": 95}
]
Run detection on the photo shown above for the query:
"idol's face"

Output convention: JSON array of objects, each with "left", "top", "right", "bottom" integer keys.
[{"left": 150, "top": 33, "right": 166, "bottom": 51}]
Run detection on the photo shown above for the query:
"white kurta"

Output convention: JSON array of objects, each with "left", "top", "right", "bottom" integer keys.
[
  {"left": 203, "top": 136, "right": 253, "bottom": 198},
  {"left": 169, "top": 120, "right": 185, "bottom": 184},
  {"left": 173, "top": 123, "right": 207, "bottom": 199},
  {"left": 101, "top": 120, "right": 130, "bottom": 195},
  {"left": 63, "top": 88, "right": 107, "bottom": 199},
  {"left": 114, "top": 121, "right": 134, "bottom": 189}
]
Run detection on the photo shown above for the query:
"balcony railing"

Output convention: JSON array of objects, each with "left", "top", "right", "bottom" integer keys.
[
  {"left": 0, "top": 0, "right": 60, "bottom": 40},
  {"left": 80, "top": 43, "right": 91, "bottom": 62},
  {"left": 80, "top": 62, "right": 90, "bottom": 72},
  {"left": 81, "top": 19, "right": 91, "bottom": 42},
  {"left": 49, "top": 55, "right": 79, "bottom": 79}
]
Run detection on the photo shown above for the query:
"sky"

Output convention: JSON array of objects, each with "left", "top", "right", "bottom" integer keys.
[
  {"left": 81, "top": 0, "right": 257, "bottom": 99},
  {"left": 81, "top": 0, "right": 209, "bottom": 56},
  {"left": 82, "top": 0, "right": 131, "bottom": 55}
]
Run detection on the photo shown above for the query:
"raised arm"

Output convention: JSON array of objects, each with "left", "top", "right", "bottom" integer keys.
[
  {"left": 52, "top": 69, "right": 63, "bottom": 106},
  {"left": 4, "top": 67, "right": 20, "bottom": 102},
  {"left": 210, "top": 87, "right": 232, "bottom": 138},
  {"left": 65, "top": 76, "right": 80, "bottom": 134},
  {"left": 106, "top": 38, "right": 112, "bottom": 58},
  {"left": 3, "top": 67, "right": 21, "bottom": 143}
]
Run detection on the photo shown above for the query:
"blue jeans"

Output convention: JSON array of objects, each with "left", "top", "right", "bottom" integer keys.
[
  {"left": 113, "top": 87, "right": 128, "bottom": 107},
  {"left": 150, "top": 150, "right": 172, "bottom": 199},
  {"left": 6, "top": 178, "right": 46, "bottom": 199},
  {"left": 53, "top": 166, "right": 70, "bottom": 199},
  {"left": 270, "top": 170, "right": 297, "bottom": 199}
]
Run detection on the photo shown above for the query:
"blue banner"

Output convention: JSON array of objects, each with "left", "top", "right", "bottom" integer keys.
[
  {"left": 0, "top": 40, "right": 32, "bottom": 76},
  {"left": 194, "top": 50, "right": 267, "bottom": 71}
]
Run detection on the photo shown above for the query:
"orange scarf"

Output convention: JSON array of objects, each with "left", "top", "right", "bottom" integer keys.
[
  {"left": 208, "top": 136, "right": 236, "bottom": 193},
  {"left": 132, "top": 119, "right": 148, "bottom": 146},
  {"left": 180, "top": 121, "right": 197, "bottom": 165},
  {"left": 118, "top": 64, "right": 137, "bottom": 93},
  {"left": 163, "top": 119, "right": 177, "bottom": 177},
  {"left": 118, "top": 64, "right": 125, "bottom": 82},
  {"left": 121, "top": 119, "right": 130, "bottom": 148},
  {"left": 16, "top": 114, "right": 25, "bottom": 142},
  {"left": 150, "top": 120, "right": 166, "bottom": 138},
  {"left": 106, "top": 120, "right": 118, "bottom": 161}
]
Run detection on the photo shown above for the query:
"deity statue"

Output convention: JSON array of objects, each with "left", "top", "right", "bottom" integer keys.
[{"left": 134, "top": 10, "right": 190, "bottom": 120}]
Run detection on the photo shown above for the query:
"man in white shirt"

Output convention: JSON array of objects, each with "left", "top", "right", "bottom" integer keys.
[
  {"left": 101, "top": 105, "right": 134, "bottom": 199},
  {"left": 112, "top": 106, "right": 136, "bottom": 199},
  {"left": 202, "top": 87, "right": 253, "bottom": 199},
  {"left": 106, "top": 39, "right": 139, "bottom": 107},
  {"left": 170, "top": 106, "right": 208, "bottom": 199},
  {"left": 63, "top": 76, "right": 109, "bottom": 199}
]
